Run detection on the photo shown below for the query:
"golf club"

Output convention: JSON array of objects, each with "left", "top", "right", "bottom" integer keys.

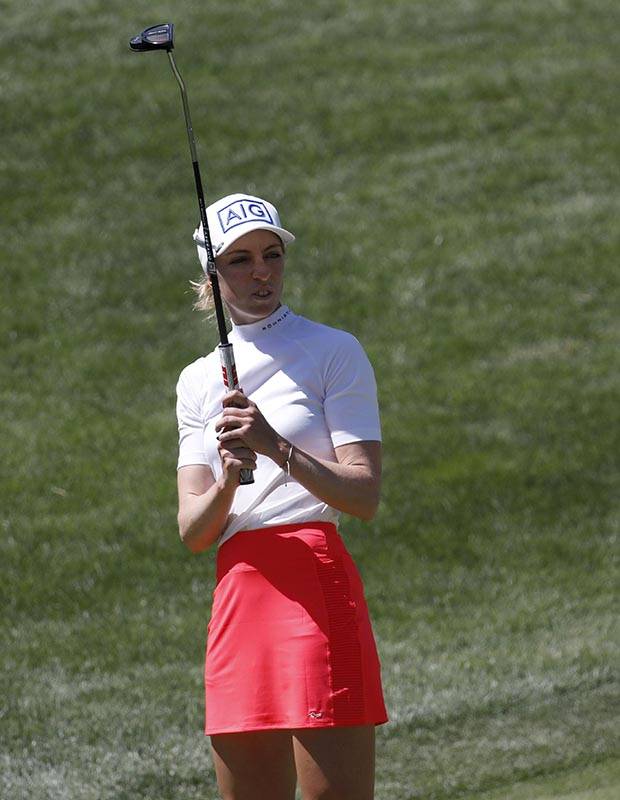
[{"left": 130, "top": 22, "right": 253, "bottom": 485}]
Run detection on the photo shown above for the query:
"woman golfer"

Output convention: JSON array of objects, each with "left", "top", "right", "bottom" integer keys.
[{"left": 176, "top": 193, "right": 387, "bottom": 800}]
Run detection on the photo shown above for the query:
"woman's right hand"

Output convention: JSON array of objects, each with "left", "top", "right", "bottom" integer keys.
[{"left": 217, "top": 435, "right": 257, "bottom": 488}]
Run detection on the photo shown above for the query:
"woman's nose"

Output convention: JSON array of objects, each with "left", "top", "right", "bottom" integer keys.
[{"left": 252, "top": 257, "right": 271, "bottom": 279}]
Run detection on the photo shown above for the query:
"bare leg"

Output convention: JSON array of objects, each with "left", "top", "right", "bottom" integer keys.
[
  {"left": 210, "top": 730, "right": 297, "bottom": 800},
  {"left": 293, "top": 725, "right": 375, "bottom": 800}
]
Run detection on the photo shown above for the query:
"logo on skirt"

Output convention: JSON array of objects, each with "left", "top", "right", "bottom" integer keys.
[{"left": 308, "top": 711, "right": 323, "bottom": 719}]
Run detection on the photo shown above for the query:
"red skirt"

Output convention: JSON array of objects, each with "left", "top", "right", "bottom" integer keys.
[{"left": 204, "top": 521, "right": 388, "bottom": 734}]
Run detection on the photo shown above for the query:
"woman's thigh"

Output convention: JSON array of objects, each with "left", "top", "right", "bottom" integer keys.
[
  {"left": 210, "top": 730, "right": 297, "bottom": 800},
  {"left": 293, "top": 724, "right": 375, "bottom": 800}
]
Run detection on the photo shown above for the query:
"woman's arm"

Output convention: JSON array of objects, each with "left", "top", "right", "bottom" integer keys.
[
  {"left": 177, "top": 466, "right": 231, "bottom": 553},
  {"left": 177, "top": 433, "right": 257, "bottom": 553},
  {"left": 215, "top": 391, "right": 382, "bottom": 521},
  {"left": 284, "top": 439, "right": 381, "bottom": 521}
]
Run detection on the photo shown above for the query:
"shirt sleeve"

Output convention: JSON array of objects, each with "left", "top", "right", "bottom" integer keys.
[
  {"left": 176, "top": 365, "right": 209, "bottom": 469},
  {"left": 323, "top": 333, "right": 382, "bottom": 448}
]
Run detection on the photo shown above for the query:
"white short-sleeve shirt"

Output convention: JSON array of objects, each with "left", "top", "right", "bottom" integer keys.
[{"left": 176, "top": 306, "right": 381, "bottom": 546}]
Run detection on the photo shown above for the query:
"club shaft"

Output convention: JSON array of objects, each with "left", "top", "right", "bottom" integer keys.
[
  {"left": 191, "top": 158, "right": 229, "bottom": 345},
  {"left": 167, "top": 51, "right": 229, "bottom": 346},
  {"left": 167, "top": 51, "right": 199, "bottom": 167},
  {"left": 166, "top": 50, "right": 253, "bottom": 486}
]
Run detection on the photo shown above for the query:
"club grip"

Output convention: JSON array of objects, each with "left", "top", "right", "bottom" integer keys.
[
  {"left": 218, "top": 343, "right": 255, "bottom": 485},
  {"left": 239, "top": 468, "right": 254, "bottom": 485}
]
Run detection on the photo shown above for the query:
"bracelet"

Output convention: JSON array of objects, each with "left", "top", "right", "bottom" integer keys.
[{"left": 282, "top": 443, "right": 294, "bottom": 486}]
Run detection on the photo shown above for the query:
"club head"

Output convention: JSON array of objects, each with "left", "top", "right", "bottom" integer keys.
[{"left": 129, "top": 23, "right": 174, "bottom": 52}]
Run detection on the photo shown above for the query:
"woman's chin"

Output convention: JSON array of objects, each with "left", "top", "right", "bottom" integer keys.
[{"left": 231, "top": 297, "right": 281, "bottom": 325}]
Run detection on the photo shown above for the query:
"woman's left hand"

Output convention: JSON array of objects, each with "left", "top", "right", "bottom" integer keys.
[
  {"left": 216, "top": 391, "right": 381, "bottom": 520},
  {"left": 215, "top": 390, "right": 284, "bottom": 465}
]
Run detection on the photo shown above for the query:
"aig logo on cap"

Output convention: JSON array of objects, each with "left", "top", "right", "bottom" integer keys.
[{"left": 217, "top": 197, "right": 275, "bottom": 234}]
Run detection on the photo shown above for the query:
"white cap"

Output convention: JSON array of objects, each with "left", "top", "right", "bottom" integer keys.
[{"left": 193, "top": 193, "right": 295, "bottom": 273}]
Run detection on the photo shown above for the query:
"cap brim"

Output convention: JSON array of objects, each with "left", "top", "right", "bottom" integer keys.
[{"left": 194, "top": 223, "right": 295, "bottom": 255}]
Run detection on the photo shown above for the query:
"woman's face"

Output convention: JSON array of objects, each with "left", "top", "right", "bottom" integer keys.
[{"left": 215, "top": 229, "right": 285, "bottom": 325}]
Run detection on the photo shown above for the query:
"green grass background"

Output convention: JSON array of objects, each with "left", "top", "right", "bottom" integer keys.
[{"left": 1, "top": 1, "right": 618, "bottom": 798}]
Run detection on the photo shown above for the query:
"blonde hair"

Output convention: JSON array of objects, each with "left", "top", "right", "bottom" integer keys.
[{"left": 190, "top": 274, "right": 215, "bottom": 315}]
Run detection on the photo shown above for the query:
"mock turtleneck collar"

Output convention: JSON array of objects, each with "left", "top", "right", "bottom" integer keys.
[{"left": 229, "top": 305, "right": 294, "bottom": 342}]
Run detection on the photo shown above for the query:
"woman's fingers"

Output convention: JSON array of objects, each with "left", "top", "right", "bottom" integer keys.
[
  {"left": 218, "top": 440, "right": 257, "bottom": 472},
  {"left": 218, "top": 435, "right": 249, "bottom": 454},
  {"left": 215, "top": 410, "right": 247, "bottom": 435},
  {"left": 215, "top": 394, "right": 278, "bottom": 459},
  {"left": 222, "top": 389, "right": 249, "bottom": 409},
  {"left": 216, "top": 391, "right": 256, "bottom": 438},
  {"left": 217, "top": 426, "right": 251, "bottom": 444},
  {"left": 223, "top": 453, "right": 257, "bottom": 471}
]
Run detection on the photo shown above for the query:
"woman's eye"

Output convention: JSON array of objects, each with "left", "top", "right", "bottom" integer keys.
[{"left": 266, "top": 251, "right": 282, "bottom": 259}]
